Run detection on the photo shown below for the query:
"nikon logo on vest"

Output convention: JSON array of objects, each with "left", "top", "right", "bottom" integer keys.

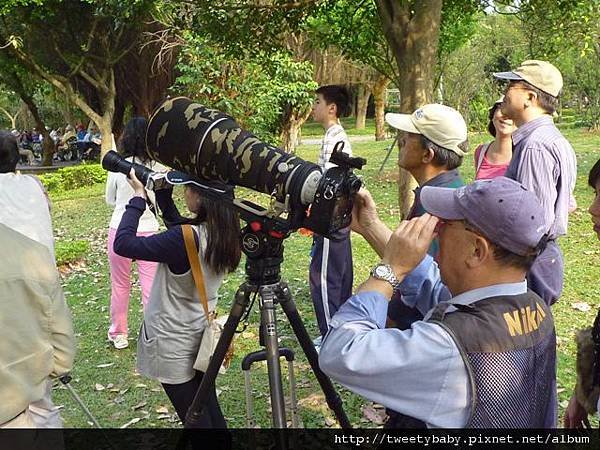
[{"left": 502, "top": 302, "right": 547, "bottom": 337}]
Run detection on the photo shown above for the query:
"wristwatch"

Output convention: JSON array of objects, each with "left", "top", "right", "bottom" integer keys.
[{"left": 370, "top": 263, "right": 401, "bottom": 291}]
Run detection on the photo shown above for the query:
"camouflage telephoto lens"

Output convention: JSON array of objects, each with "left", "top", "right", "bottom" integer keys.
[{"left": 146, "top": 97, "right": 321, "bottom": 207}]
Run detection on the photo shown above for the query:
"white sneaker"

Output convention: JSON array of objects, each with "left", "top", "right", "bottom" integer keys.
[{"left": 108, "top": 333, "right": 128, "bottom": 349}]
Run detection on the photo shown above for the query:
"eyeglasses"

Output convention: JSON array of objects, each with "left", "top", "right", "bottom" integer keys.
[
  {"left": 435, "top": 219, "right": 481, "bottom": 236},
  {"left": 504, "top": 84, "right": 532, "bottom": 94}
]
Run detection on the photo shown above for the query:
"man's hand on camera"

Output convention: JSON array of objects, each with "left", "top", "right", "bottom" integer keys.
[
  {"left": 351, "top": 188, "right": 379, "bottom": 236},
  {"left": 127, "top": 168, "right": 147, "bottom": 200},
  {"left": 382, "top": 213, "right": 438, "bottom": 279},
  {"left": 351, "top": 188, "right": 392, "bottom": 258}
]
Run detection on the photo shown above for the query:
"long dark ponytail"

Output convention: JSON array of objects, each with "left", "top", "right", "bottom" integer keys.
[
  {"left": 118, "top": 117, "right": 150, "bottom": 164},
  {"left": 189, "top": 186, "right": 241, "bottom": 274}
]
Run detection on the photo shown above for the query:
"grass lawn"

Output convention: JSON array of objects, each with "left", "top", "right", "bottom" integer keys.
[
  {"left": 301, "top": 117, "right": 378, "bottom": 137},
  {"left": 50, "top": 128, "right": 600, "bottom": 428}
]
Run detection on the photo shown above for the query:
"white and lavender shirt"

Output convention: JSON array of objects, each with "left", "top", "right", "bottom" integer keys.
[
  {"left": 504, "top": 115, "right": 577, "bottom": 239},
  {"left": 318, "top": 123, "right": 352, "bottom": 171}
]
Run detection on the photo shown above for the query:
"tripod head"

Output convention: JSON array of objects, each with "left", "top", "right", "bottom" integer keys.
[{"left": 240, "top": 216, "right": 289, "bottom": 286}]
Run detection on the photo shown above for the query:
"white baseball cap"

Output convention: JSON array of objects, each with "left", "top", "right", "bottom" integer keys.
[{"left": 385, "top": 104, "right": 468, "bottom": 156}]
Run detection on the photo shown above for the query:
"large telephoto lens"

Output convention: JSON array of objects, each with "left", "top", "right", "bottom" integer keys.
[
  {"left": 146, "top": 97, "right": 322, "bottom": 208},
  {"left": 102, "top": 150, "right": 153, "bottom": 186}
]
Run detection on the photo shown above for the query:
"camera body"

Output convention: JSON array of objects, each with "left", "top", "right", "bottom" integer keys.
[{"left": 103, "top": 97, "right": 365, "bottom": 239}]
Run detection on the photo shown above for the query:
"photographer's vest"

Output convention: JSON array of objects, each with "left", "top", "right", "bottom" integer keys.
[{"left": 386, "top": 292, "right": 557, "bottom": 428}]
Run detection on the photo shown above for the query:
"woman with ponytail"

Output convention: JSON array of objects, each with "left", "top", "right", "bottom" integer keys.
[
  {"left": 105, "top": 117, "right": 166, "bottom": 350},
  {"left": 113, "top": 169, "right": 241, "bottom": 428}
]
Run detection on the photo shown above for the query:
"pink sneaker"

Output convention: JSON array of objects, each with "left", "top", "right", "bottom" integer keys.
[{"left": 108, "top": 333, "right": 128, "bottom": 350}]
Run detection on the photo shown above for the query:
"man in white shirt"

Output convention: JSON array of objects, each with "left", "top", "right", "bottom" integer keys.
[{"left": 0, "top": 131, "right": 54, "bottom": 260}]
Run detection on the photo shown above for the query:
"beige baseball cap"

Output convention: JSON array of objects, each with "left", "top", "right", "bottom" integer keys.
[
  {"left": 385, "top": 104, "right": 468, "bottom": 156},
  {"left": 493, "top": 60, "right": 563, "bottom": 97}
]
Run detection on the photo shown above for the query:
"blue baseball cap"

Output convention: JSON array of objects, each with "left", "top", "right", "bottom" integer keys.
[{"left": 420, "top": 177, "right": 547, "bottom": 256}]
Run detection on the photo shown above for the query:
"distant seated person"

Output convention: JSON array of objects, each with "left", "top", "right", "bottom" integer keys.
[
  {"left": 474, "top": 97, "right": 515, "bottom": 180},
  {"left": 0, "top": 130, "right": 55, "bottom": 261},
  {"left": 76, "top": 124, "right": 86, "bottom": 142},
  {"left": 49, "top": 128, "right": 62, "bottom": 144},
  {"left": 62, "top": 125, "right": 76, "bottom": 144},
  {"left": 31, "top": 129, "right": 41, "bottom": 143},
  {"left": 320, "top": 177, "right": 556, "bottom": 428},
  {"left": 19, "top": 130, "right": 33, "bottom": 148},
  {"left": 11, "top": 129, "right": 35, "bottom": 165},
  {"left": 80, "top": 125, "right": 101, "bottom": 159}
]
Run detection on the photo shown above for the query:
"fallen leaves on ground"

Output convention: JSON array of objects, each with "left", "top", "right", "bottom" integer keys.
[
  {"left": 572, "top": 302, "right": 592, "bottom": 312},
  {"left": 361, "top": 403, "right": 386, "bottom": 425},
  {"left": 120, "top": 417, "right": 141, "bottom": 429},
  {"left": 96, "top": 363, "right": 114, "bottom": 368}
]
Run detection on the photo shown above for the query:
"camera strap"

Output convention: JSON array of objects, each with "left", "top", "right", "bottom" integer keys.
[
  {"left": 145, "top": 197, "right": 158, "bottom": 219},
  {"left": 182, "top": 224, "right": 211, "bottom": 320}
]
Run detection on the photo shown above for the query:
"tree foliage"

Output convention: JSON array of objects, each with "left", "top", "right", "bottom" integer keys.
[
  {"left": 175, "top": 32, "right": 317, "bottom": 145},
  {"left": 0, "top": 0, "right": 159, "bottom": 154},
  {"left": 515, "top": 0, "right": 600, "bottom": 59},
  {"left": 305, "top": 0, "right": 397, "bottom": 80},
  {"left": 307, "top": 0, "right": 483, "bottom": 88}
]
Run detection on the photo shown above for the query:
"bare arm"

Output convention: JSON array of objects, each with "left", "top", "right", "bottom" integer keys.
[{"left": 351, "top": 188, "right": 393, "bottom": 257}]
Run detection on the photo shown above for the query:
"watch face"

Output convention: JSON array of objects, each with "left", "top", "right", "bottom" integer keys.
[{"left": 374, "top": 265, "right": 390, "bottom": 277}]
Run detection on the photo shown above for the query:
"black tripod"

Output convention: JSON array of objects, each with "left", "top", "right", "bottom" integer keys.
[{"left": 184, "top": 219, "right": 351, "bottom": 430}]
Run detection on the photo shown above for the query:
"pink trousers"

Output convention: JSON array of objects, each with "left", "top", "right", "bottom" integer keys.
[{"left": 107, "top": 227, "right": 157, "bottom": 338}]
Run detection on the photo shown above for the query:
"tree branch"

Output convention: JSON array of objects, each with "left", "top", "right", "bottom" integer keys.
[
  {"left": 69, "top": 16, "right": 100, "bottom": 76},
  {"left": 0, "top": 106, "right": 14, "bottom": 122},
  {"left": 184, "top": 0, "right": 319, "bottom": 11}
]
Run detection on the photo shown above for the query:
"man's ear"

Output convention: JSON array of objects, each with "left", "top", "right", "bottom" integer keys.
[
  {"left": 525, "top": 89, "right": 538, "bottom": 109},
  {"left": 329, "top": 102, "right": 338, "bottom": 117},
  {"left": 466, "top": 235, "right": 492, "bottom": 269},
  {"left": 422, "top": 147, "right": 434, "bottom": 164}
]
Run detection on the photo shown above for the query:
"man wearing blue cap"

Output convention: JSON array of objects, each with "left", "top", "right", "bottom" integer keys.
[{"left": 319, "top": 177, "right": 557, "bottom": 428}]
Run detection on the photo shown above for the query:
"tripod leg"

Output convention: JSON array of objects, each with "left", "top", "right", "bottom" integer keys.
[
  {"left": 276, "top": 283, "right": 352, "bottom": 429},
  {"left": 184, "top": 284, "right": 251, "bottom": 428},
  {"left": 377, "top": 135, "right": 397, "bottom": 175},
  {"left": 259, "top": 286, "right": 287, "bottom": 428}
]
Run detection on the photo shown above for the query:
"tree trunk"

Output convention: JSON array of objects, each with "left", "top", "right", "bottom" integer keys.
[
  {"left": 355, "top": 84, "right": 371, "bottom": 129},
  {"left": 376, "top": 0, "right": 443, "bottom": 218},
  {"left": 373, "top": 75, "right": 390, "bottom": 141},
  {"left": 279, "top": 105, "right": 312, "bottom": 153},
  {"left": 98, "top": 117, "right": 114, "bottom": 155}
]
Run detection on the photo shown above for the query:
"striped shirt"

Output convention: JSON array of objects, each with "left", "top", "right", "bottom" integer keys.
[
  {"left": 318, "top": 123, "right": 352, "bottom": 170},
  {"left": 504, "top": 115, "right": 576, "bottom": 239}
]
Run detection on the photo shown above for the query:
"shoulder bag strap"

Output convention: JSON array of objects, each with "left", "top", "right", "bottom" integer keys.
[
  {"left": 182, "top": 224, "right": 210, "bottom": 319},
  {"left": 475, "top": 143, "right": 489, "bottom": 172}
]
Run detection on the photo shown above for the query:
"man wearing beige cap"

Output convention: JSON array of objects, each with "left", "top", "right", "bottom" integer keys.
[
  {"left": 494, "top": 60, "right": 577, "bottom": 306},
  {"left": 383, "top": 104, "right": 467, "bottom": 330}
]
